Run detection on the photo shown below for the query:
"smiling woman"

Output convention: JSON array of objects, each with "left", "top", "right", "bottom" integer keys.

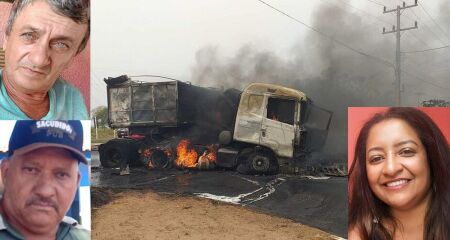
[{"left": 348, "top": 107, "right": 450, "bottom": 240}]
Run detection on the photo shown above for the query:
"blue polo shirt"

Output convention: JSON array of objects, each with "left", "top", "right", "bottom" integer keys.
[
  {"left": 0, "top": 69, "right": 88, "bottom": 120},
  {"left": 0, "top": 214, "right": 90, "bottom": 240}
]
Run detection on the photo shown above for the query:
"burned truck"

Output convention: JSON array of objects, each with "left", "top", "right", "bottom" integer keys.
[{"left": 99, "top": 75, "right": 332, "bottom": 174}]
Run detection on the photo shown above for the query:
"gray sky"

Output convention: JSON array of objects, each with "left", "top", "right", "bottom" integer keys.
[{"left": 91, "top": 0, "right": 450, "bottom": 110}]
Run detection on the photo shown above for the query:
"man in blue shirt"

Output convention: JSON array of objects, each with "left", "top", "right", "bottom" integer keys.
[{"left": 0, "top": 0, "right": 89, "bottom": 120}]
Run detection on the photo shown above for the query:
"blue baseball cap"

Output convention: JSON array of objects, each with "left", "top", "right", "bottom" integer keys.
[{"left": 8, "top": 120, "right": 87, "bottom": 164}]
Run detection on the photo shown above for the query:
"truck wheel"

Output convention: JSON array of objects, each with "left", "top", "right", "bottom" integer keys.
[
  {"left": 149, "top": 149, "right": 171, "bottom": 169},
  {"left": 236, "top": 148, "right": 253, "bottom": 174},
  {"left": 247, "top": 152, "right": 278, "bottom": 175},
  {"left": 236, "top": 162, "right": 251, "bottom": 174},
  {"left": 99, "top": 140, "right": 139, "bottom": 168}
]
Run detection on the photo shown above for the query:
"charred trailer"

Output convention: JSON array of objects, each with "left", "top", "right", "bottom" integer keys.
[
  {"left": 99, "top": 75, "right": 332, "bottom": 175},
  {"left": 99, "top": 75, "right": 240, "bottom": 169}
]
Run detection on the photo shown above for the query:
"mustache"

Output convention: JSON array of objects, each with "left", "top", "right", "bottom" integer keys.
[{"left": 26, "top": 195, "right": 59, "bottom": 212}]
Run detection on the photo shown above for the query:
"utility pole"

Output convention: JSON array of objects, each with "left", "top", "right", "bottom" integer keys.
[{"left": 383, "top": 0, "right": 418, "bottom": 106}]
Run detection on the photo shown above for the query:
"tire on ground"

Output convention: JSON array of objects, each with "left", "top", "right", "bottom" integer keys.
[
  {"left": 141, "top": 148, "right": 172, "bottom": 169},
  {"left": 99, "top": 139, "right": 140, "bottom": 168}
]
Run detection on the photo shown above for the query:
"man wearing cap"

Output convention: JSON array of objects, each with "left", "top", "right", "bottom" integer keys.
[
  {"left": 0, "top": 120, "right": 89, "bottom": 239},
  {"left": 0, "top": 0, "right": 90, "bottom": 120}
]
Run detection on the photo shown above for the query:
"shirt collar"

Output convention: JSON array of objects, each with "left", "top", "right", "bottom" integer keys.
[{"left": 0, "top": 213, "right": 7, "bottom": 230}]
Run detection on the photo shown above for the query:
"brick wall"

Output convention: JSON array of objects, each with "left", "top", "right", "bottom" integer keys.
[{"left": 0, "top": 48, "right": 4, "bottom": 68}]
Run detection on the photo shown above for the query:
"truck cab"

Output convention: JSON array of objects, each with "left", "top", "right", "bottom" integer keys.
[
  {"left": 233, "top": 83, "right": 305, "bottom": 158},
  {"left": 217, "top": 83, "right": 332, "bottom": 174}
]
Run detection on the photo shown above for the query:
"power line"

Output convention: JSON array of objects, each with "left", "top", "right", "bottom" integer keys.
[
  {"left": 256, "top": 0, "right": 393, "bottom": 68},
  {"left": 403, "top": 54, "right": 449, "bottom": 71},
  {"left": 366, "top": 0, "right": 385, "bottom": 7},
  {"left": 401, "top": 69, "right": 450, "bottom": 93},
  {"left": 418, "top": 2, "right": 450, "bottom": 43},
  {"left": 412, "top": 57, "right": 450, "bottom": 70},
  {"left": 382, "top": 2, "right": 419, "bottom": 106},
  {"left": 402, "top": 45, "right": 450, "bottom": 53},
  {"left": 257, "top": 0, "right": 450, "bottom": 96},
  {"left": 395, "top": 0, "right": 448, "bottom": 47},
  {"left": 333, "top": 0, "right": 391, "bottom": 26},
  {"left": 332, "top": 0, "right": 431, "bottom": 50},
  {"left": 408, "top": 8, "right": 447, "bottom": 46},
  {"left": 401, "top": 57, "right": 450, "bottom": 91},
  {"left": 332, "top": 0, "right": 447, "bottom": 69}
]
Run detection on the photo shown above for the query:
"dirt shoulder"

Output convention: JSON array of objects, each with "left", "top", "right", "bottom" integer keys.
[{"left": 92, "top": 187, "right": 341, "bottom": 240}]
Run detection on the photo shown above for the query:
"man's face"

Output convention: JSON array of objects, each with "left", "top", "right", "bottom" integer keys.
[
  {"left": 1, "top": 147, "right": 80, "bottom": 234},
  {"left": 2, "top": 0, "right": 88, "bottom": 93}
]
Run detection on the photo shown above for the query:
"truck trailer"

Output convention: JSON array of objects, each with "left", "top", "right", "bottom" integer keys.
[{"left": 99, "top": 75, "right": 332, "bottom": 174}]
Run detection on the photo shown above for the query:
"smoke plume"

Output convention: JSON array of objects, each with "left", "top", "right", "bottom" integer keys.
[{"left": 190, "top": 2, "right": 450, "bottom": 162}]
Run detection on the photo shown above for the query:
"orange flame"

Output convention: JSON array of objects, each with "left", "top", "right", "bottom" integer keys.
[
  {"left": 164, "top": 148, "right": 173, "bottom": 158},
  {"left": 204, "top": 144, "right": 217, "bottom": 163},
  {"left": 143, "top": 148, "right": 153, "bottom": 157},
  {"left": 142, "top": 148, "right": 154, "bottom": 169},
  {"left": 175, "top": 140, "right": 217, "bottom": 169},
  {"left": 175, "top": 139, "right": 198, "bottom": 168}
]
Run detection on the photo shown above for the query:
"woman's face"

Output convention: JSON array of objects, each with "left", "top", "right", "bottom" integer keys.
[{"left": 365, "top": 118, "right": 431, "bottom": 211}]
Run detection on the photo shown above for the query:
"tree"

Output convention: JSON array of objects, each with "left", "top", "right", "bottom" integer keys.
[
  {"left": 92, "top": 106, "right": 108, "bottom": 128},
  {"left": 421, "top": 99, "right": 450, "bottom": 107}
]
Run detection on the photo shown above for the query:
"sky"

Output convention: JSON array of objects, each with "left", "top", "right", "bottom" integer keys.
[
  {"left": 91, "top": 0, "right": 450, "bottom": 157},
  {"left": 91, "top": 0, "right": 449, "bottom": 109},
  {"left": 91, "top": 0, "right": 315, "bottom": 108}
]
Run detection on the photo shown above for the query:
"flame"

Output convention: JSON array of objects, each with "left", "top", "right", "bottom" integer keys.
[
  {"left": 204, "top": 144, "right": 217, "bottom": 163},
  {"left": 175, "top": 140, "right": 217, "bottom": 169},
  {"left": 164, "top": 148, "right": 173, "bottom": 158},
  {"left": 147, "top": 159, "right": 155, "bottom": 169},
  {"left": 175, "top": 139, "right": 198, "bottom": 168},
  {"left": 142, "top": 148, "right": 154, "bottom": 169},
  {"left": 143, "top": 148, "right": 153, "bottom": 157}
]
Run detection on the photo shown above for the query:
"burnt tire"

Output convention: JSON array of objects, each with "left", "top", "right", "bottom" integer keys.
[
  {"left": 99, "top": 139, "right": 139, "bottom": 168},
  {"left": 141, "top": 149, "right": 171, "bottom": 169},
  {"left": 236, "top": 162, "right": 251, "bottom": 174},
  {"left": 239, "top": 151, "right": 278, "bottom": 175},
  {"left": 236, "top": 148, "right": 254, "bottom": 175}
]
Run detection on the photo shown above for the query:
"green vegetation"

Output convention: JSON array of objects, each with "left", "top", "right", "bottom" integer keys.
[
  {"left": 92, "top": 106, "right": 109, "bottom": 128},
  {"left": 421, "top": 99, "right": 450, "bottom": 107},
  {"left": 91, "top": 127, "right": 116, "bottom": 144}
]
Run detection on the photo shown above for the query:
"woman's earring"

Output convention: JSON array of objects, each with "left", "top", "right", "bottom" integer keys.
[{"left": 373, "top": 217, "right": 379, "bottom": 224}]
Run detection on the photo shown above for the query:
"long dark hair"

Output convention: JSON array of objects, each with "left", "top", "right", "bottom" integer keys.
[{"left": 349, "top": 107, "right": 450, "bottom": 240}]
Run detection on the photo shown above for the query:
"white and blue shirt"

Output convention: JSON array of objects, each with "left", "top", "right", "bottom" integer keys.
[{"left": 0, "top": 69, "right": 88, "bottom": 120}]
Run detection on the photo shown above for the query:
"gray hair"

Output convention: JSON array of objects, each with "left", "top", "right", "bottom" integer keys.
[{"left": 5, "top": 0, "right": 90, "bottom": 54}]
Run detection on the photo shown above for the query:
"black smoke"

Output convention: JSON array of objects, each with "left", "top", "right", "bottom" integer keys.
[{"left": 190, "top": 2, "right": 449, "bottom": 162}]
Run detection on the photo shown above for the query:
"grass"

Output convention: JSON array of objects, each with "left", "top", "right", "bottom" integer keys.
[{"left": 91, "top": 127, "right": 116, "bottom": 144}]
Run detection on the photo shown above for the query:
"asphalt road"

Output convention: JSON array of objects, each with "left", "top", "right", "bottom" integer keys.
[{"left": 90, "top": 151, "right": 348, "bottom": 238}]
